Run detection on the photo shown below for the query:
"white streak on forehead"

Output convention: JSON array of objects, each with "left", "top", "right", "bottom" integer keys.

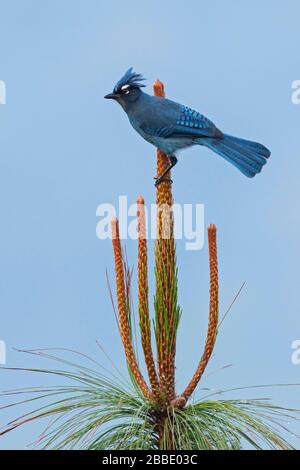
[{"left": 121, "top": 84, "right": 130, "bottom": 90}]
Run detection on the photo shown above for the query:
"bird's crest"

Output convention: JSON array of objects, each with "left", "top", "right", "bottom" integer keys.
[{"left": 113, "top": 68, "right": 146, "bottom": 93}]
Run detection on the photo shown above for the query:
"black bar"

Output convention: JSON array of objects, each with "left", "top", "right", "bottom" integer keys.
[{"left": 0, "top": 450, "right": 299, "bottom": 466}]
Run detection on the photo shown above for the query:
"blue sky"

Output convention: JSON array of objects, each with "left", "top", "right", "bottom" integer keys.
[{"left": 0, "top": 0, "right": 300, "bottom": 449}]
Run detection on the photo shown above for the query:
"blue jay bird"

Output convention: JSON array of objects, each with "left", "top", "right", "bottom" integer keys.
[{"left": 105, "top": 68, "right": 270, "bottom": 186}]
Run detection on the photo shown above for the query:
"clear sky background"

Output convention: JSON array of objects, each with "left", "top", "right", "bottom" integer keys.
[{"left": 0, "top": 0, "right": 300, "bottom": 449}]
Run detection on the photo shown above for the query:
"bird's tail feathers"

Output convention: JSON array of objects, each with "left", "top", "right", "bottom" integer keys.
[{"left": 200, "top": 134, "right": 271, "bottom": 178}]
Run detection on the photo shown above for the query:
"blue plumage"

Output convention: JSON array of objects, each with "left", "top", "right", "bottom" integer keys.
[
  {"left": 105, "top": 68, "right": 271, "bottom": 185},
  {"left": 113, "top": 68, "right": 146, "bottom": 93}
]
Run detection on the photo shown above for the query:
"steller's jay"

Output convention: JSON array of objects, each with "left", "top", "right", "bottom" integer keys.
[{"left": 105, "top": 68, "right": 270, "bottom": 186}]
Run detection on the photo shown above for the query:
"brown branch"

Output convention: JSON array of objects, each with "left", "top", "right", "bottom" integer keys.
[
  {"left": 153, "top": 80, "right": 173, "bottom": 213},
  {"left": 153, "top": 80, "right": 177, "bottom": 403},
  {"left": 111, "top": 218, "right": 151, "bottom": 399},
  {"left": 181, "top": 224, "right": 219, "bottom": 401},
  {"left": 137, "top": 196, "right": 160, "bottom": 398}
]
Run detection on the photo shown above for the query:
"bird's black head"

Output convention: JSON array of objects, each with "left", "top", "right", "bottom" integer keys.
[{"left": 104, "top": 68, "right": 146, "bottom": 111}]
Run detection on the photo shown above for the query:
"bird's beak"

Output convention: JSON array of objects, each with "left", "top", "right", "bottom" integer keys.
[{"left": 104, "top": 93, "right": 118, "bottom": 100}]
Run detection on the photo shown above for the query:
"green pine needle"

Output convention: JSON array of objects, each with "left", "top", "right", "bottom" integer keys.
[{"left": 1, "top": 350, "right": 299, "bottom": 450}]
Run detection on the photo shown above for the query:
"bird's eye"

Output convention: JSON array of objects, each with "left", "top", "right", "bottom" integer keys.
[{"left": 121, "top": 84, "right": 131, "bottom": 95}]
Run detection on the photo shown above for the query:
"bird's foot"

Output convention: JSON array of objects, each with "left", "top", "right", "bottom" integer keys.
[{"left": 154, "top": 175, "right": 173, "bottom": 187}]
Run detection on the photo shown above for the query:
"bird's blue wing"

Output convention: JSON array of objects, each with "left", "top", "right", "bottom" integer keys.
[
  {"left": 142, "top": 105, "right": 220, "bottom": 139},
  {"left": 175, "top": 106, "right": 216, "bottom": 133}
]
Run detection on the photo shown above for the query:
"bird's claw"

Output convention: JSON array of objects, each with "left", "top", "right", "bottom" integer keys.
[{"left": 154, "top": 176, "right": 173, "bottom": 187}]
